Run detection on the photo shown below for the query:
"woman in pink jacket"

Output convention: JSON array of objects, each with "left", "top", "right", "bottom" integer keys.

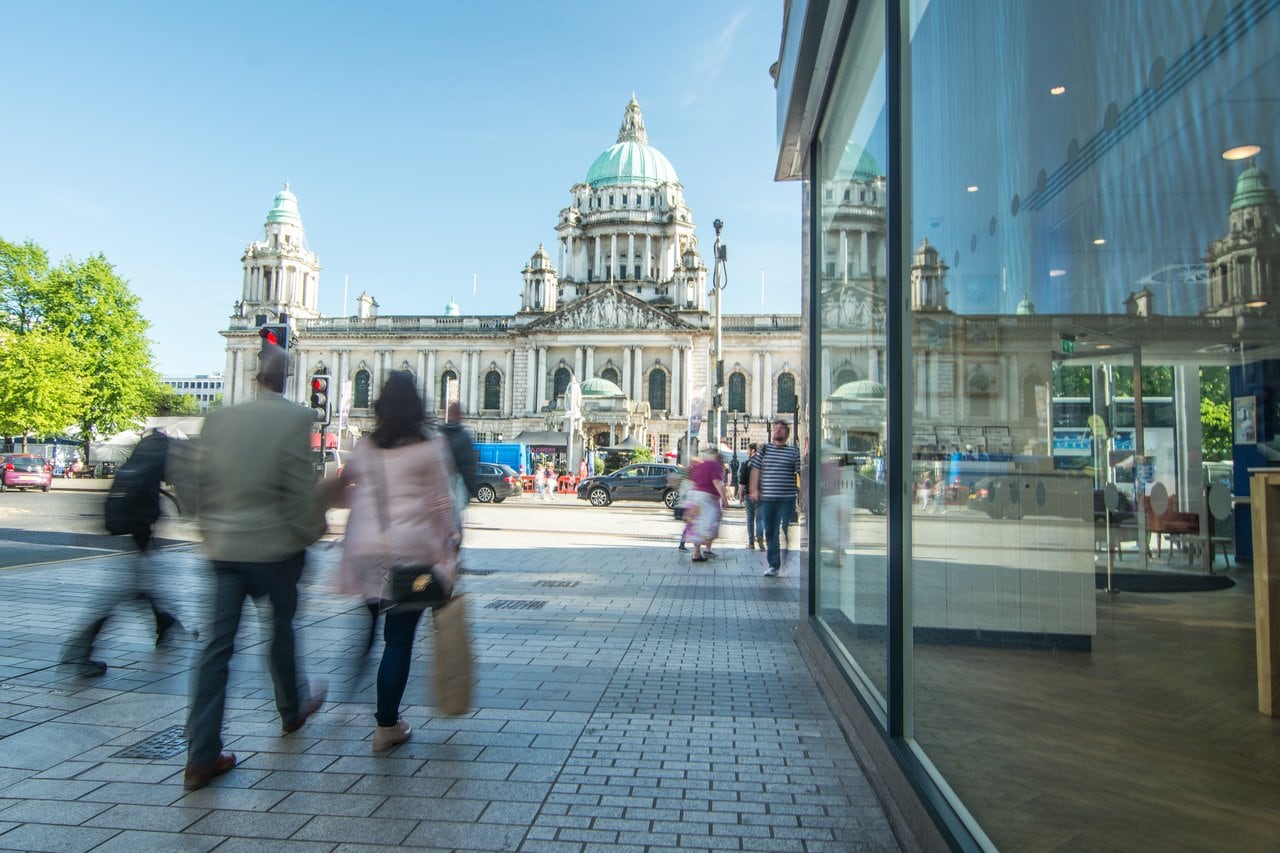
[{"left": 330, "top": 371, "right": 461, "bottom": 752}]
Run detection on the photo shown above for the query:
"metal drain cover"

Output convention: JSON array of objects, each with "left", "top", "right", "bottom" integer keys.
[
  {"left": 112, "top": 725, "right": 187, "bottom": 759},
  {"left": 534, "top": 580, "right": 579, "bottom": 588},
  {"left": 485, "top": 599, "right": 547, "bottom": 610}
]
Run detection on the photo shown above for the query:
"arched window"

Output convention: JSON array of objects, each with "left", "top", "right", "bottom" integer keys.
[
  {"left": 602, "top": 367, "right": 620, "bottom": 386},
  {"left": 484, "top": 370, "right": 502, "bottom": 411},
  {"left": 834, "top": 367, "right": 858, "bottom": 386},
  {"left": 648, "top": 370, "right": 667, "bottom": 411},
  {"left": 439, "top": 370, "right": 458, "bottom": 409},
  {"left": 777, "top": 372, "right": 797, "bottom": 414},
  {"left": 728, "top": 372, "right": 747, "bottom": 412},
  {"left": 354, "top": 370, "right": 371, "bottom": 409},
  {"left": 553, "top": 367, "right": 571, "bottom": 401}
]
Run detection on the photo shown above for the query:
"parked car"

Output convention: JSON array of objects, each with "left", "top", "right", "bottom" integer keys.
[
  {"left": 310, "top": 448, "right": 344, "bottom": 479},
  {"left": 473, "top": 462, "right": 521, "bottom": 503},
  {"left": 576, "top": 463, "right": 682, "bottom": 507},
  {"left": 0, "top": 454, "right": 53, "bottom": 492},
  {"left": 851, "top": 472, "right": 888, "bottom": 515}
]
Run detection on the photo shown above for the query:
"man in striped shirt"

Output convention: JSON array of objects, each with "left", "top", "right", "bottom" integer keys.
[{"left": 748, "top": 419, "right": 802, "bottom": 576}]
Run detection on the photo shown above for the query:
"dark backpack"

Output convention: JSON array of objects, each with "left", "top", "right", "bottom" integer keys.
[{"left": 104, "top": 432, "right": 170, "bottom": 536}]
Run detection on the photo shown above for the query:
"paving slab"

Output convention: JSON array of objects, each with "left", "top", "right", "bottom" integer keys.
[{"left": 0, "top": 505, "right": 900, "bottom": 850}]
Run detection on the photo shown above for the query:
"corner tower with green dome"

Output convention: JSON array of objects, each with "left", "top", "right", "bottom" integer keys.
[
  {"left": 1204, "top": 160, "right": 1280, "bottom": 317},
  {"left": 238, "top": 182, "right": 321, "bottom": 323},
  {"left": 542, "top": 96, "right": 707, "bottom": 315}
]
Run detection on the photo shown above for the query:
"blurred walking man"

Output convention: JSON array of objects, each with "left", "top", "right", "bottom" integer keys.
[
  {"left": 749, "top": 420, "right": 802, "bottom": 577},
  {"left": 183, "top": 345, "right": 327, "bottom": 790}
]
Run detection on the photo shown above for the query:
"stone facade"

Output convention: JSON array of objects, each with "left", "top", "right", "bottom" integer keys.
[{"left": 222, "top": 100, "right": 803, "bottom": 455}]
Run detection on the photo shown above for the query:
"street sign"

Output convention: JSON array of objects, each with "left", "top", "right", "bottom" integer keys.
[{"left": 1061, "top": 337, "right": 1076, "bottom": 354}]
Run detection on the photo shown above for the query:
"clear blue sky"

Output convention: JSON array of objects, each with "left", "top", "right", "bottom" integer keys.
[{"left": 0, "top": 1, "right": 800, "bottom": 376}]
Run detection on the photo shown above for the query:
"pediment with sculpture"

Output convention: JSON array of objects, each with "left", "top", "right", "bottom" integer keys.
[{"left": 526, "top": 286, "right": 695, "bottom": 332}]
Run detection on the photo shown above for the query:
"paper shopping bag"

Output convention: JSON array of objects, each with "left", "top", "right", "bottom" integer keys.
[{"left": 432, "top": 594, "right": 473, "bottom": 716}]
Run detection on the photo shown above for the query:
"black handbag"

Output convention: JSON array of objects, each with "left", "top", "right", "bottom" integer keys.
[{"left": 371, "top": 449, "right": 453, "bottom": 612}]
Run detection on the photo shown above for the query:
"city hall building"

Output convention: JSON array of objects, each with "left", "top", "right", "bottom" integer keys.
[
  {"left": 220, "top": 98, "right": 801, "bottom": 459},
  {"left": 776, "top": 0, "right": 1280, "bottom": 850}
]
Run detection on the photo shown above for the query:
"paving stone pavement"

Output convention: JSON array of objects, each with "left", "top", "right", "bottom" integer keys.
[{"left": 0, "top": 511, "right": 902, "bottom": 852}]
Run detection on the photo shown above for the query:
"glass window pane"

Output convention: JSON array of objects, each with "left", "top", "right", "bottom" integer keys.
[
  {"left": 814, "top": 0, "right": 891, "bottom": 706},
  {"left": 903, "top": 0, "right": 1280, "bottom": 847}
]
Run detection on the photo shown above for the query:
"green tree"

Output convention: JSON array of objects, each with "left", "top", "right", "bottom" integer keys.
[
  {"left": 1052, "top": 364, "right": 1091, "bottom": 397},
  {"left": 147, "top": 378, "right": 200, "bottom": 416},
  {"left": 0, "top": 329, "right": 88, "bottom": 446},
  {"left": 1111, "top": 365, "right": 1173, "bottom": 397},
  {"left": 1202, "top": 398, "right": 1232, "bottom": 461},
  {"left": 42, "top": 254, "right": 156, "bottom": 455},
  {"left": 0, "top": 238, "right": 50, "bottom": 332},
  {"left": 1, "top": 240, "right": 157, "bottom": 459},
  {"left": 630, "top": 447, "right": 655, "bottom": 463},
  {"left": 1200, "top": 366, "right": 1229, "bottom": 407}
]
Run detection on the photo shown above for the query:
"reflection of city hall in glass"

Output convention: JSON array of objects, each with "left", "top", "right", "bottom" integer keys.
[
  {"left": 778, "top": 1, "right": 1280, "bottom": 850},
  {"left": 221, "top": 98, "right": 803, "bottom": 458}
]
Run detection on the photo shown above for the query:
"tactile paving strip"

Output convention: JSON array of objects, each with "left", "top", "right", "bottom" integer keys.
[{"left": 534, "top": 580, "right": 580, "bottom": 588}]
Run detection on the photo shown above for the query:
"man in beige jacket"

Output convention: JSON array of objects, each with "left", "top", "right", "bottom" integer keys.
[{"left": 183, "top": 345, "right": 326, "bottom": 790}]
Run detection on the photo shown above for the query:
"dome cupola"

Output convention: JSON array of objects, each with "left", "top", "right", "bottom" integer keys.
[{"left": 585, "top": 97, "right": 680, "bottom": 188}]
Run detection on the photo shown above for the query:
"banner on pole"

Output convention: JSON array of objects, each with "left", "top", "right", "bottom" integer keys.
[{"left": 688, "top": 385, "right": 707, "bottom": 436}]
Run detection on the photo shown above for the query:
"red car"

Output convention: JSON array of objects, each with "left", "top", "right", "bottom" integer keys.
[{"left": 0, "top": 454, "right": 53, "bottom": 492}]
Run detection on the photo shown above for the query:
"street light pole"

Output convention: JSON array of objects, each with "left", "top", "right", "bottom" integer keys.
[{"left": 710, "top": 219, "right": 728, "bottom": 453}]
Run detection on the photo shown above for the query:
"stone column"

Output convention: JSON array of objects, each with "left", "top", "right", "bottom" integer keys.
[
  {"left": 627, "top": 233, "right": 635, "bottom": 279},
  {"left": 869, "top": 348, "right": 880, "bottom": 384},
  {"left": 416, "top": 351, "right": 426, "bottom": 399},
  {"left": 622, "top": 348, "right": 632, "bottom": 400},
  {"left": 861, "top": 230, "right": 869, "bottom": 275},
  {"left": 610, "top": 234, "right": 618, "bottom": 282},
  {"left": 594, "top": 238, "right": 602, "bottom": 280},
  {"left": 575, "top": 347, "right": 584, "bottom": 382},
  {"left": 634, "top": 345, "right": 644, "bottom": 401},
  {"left": 425, "top": 350, "right": 437, "bottom": 407},
  {"left": 295, "top": 350, "right": 309, "bottom": 403},
  {"left": 566, "top": 235, "right": 574, "bottom": 278},
  {"left": 841, "top": 230, "right": 849, "bottom": 285},
  {"left": 683, "top": 347, "right": 693, "bottom": 417},
  {"left": 753, "top": 351, "right": 763, "bottom": 417},
  {"left": 536, "top": 347, "right": 547, "bottom": 411},
  {"left": 505, "top": 349, "right": 515, "bottom": 416},
  {"left": 671, "top": 345, "right": 682, "bottom": 417},
  {"left": 526, "top": 346, "right": 536, "bottom": 413},
  {"left": 764, "top": 352, "right": 774, "bottom": 417},
  {"left": 586, "top": 346, "right": 595, "bottom": 379},
  {"left": 646, "top": 233, "right": 653, "bottom": 278}
]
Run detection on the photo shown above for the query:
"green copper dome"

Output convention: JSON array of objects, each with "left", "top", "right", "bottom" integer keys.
[
  {"left": 1230, "top": 163, "right": 1278, "bottom": 211},
  {"left": 266, "top": 182, "right": 302, "bottom": 226},
  {"left": 832, "top": 380, "right": 886, "bottom": 400},
  {"left": 1016, "top": 293, "right": 1036, "bottom": 315},
  {"left": 836, "top": 142, "right": 882, "bottom": 181},
  {"left": 444, "top": 298, "right": 460, "bottom": 317},
  {"left": 585, "top": 97, "right": 679, "bottom": 188},
  {"left": 580, "top": 377, "right": 625, "bottom": 397}
]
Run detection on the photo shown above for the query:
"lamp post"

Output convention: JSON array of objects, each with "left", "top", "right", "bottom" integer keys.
[
  {"left": 726, "top": 412, "right": 751, "bottom": 467},
  {"left": 709, "top": 219, "right": 728, "bottom": 452}
]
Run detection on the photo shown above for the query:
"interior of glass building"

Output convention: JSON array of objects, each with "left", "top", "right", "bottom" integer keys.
[{"left": 780, "top": 0, "right": 1280, "bottom": 848}]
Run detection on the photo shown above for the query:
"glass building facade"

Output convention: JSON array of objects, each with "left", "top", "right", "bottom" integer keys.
[{"left": 777, "top": 1, "right": 1280, "bottom": 848}]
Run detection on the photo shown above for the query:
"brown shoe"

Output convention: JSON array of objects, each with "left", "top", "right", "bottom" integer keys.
[
  {"left": 183, "top": 751, "right": 236, "bottom": 791},
  {"left": 282, "top": 683, "right": 328, "bottom": 735}
]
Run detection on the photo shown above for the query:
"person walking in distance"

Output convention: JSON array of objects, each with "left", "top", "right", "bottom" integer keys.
[
  {"left": 741, "top": 443, "right": 764, "bottom": 549},
  {"left": 441, "top": 402, "right": 479, "bottom": 511},
  {"left": 748, "top": 420, "right": 802, "bottom": 577},
  {"left": 62, "top": 428, "right": 192, "bottom": 676},
  {"left": 183, "top": 345, "right": 327, "bottom": 791},
  {"left": 330, "top": 371, "right": 461, "bottom": 752}
]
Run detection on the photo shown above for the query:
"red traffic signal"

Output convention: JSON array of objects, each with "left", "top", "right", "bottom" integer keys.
[
  {"left": 309, "top": 375, "right": 331, "bottom": 424},
  {"left": 259, "top": 323, "right": 289, "bottom": 351}
]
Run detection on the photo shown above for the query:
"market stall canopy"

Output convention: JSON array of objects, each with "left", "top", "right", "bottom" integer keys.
[
  {"left": 90, "top": 431, "right": 142, "bottom": 463},
  {"left": 601, "top": 435, "right": 645, "bottom": 452},
  {"left": 509, "top": 430, "right": 569, "bottom": 451}
]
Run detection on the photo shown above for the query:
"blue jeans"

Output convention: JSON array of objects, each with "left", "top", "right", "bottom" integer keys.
[
  {"left": 377, "top": 607, "right": 425, "bottom": 726},
  {"left": 186, "top": 552, "right": 310, "bottom": 766},
  {"left": 744, "top": 497, "right": 764, "bottom": 544},
  {"left": 759, "top": 497, "right": 796, "bottom": 570}
]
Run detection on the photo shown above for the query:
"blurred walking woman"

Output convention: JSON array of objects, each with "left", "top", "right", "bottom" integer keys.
[{"left": 330, "top": 371, "right": 460, "bottom": 751}]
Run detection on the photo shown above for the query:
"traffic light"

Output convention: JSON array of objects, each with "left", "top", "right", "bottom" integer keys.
[
  {"left": 259, "top": 323, "right": 289, "bottom": 352},
  {"left": 309, "top": 375, "right": 331, "bottom": 424}
]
